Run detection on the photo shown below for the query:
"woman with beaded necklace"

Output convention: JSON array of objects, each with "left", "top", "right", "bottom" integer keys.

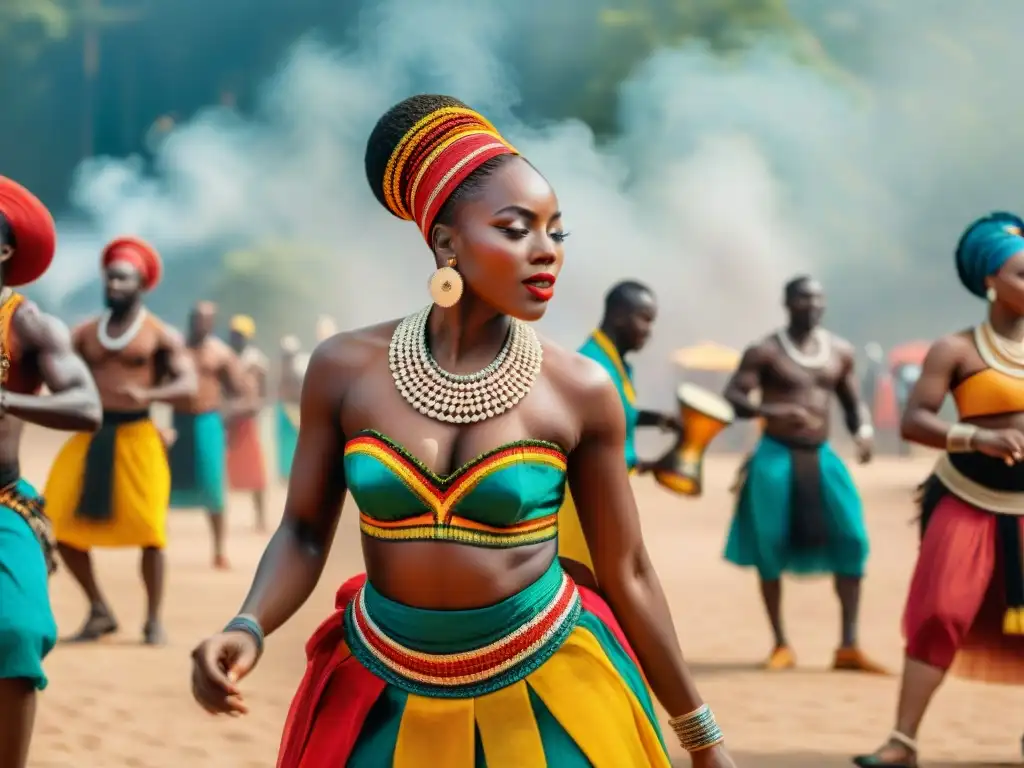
[
  {"left": 854, "top": 212, "right": 1024, "bottom": 768},
  {"left": 189, "top": 95, "right": 735, "bottom": 767}
]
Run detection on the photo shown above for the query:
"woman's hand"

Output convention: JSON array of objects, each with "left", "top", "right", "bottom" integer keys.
[
  {"left": 973, "top": 427, "right": 1024, "bottom": 463},
  {"left": 190, "top": 631, "right": 261, "bottom": 716},
  {"left": 690, "top": 744, "right": 737, "bottom": 767}
]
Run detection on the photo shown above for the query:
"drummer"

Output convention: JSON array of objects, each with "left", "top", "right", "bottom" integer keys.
[
  {"left": 722, "top": 275, "right": 887, "bottom": 673},
  {"left": 557, "top": 280, "right": 681, "bottom": 589}
]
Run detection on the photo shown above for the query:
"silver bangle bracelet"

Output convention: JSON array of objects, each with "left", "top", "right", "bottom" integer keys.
[{"left": 667, "top": 704, "right": 724, "bottom": 753}]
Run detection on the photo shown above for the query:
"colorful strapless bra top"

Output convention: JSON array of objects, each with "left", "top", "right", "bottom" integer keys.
[
  {"left": 344, "top": 430, "right": 567, "bottom": 548},
  {"left": 953, "top": 367, "right": 1024, "bottom": 419}
]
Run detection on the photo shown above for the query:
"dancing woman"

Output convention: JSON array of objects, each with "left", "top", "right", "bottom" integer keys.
[
  {"left": 190, "top": 95, "right": 735, "bottom": 767},
  {"left": 854, "top": 212, "right": 1024, "bottom": 767}
]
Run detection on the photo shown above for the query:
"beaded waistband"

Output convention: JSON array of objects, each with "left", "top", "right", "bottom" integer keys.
[
  {"left": 343, "top": 568, "right": 581, "bottom": 698},
  {"left": 358, "top": 511, "right": 558, "bottom": 548},
  {"left": 0, "top": 481, "right": 56, "bottom": 576}
]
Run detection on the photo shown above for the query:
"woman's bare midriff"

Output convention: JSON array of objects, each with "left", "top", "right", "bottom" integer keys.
[
  {"left": 361, "top": 537, "right": 557, "bottom": 609},
  {"left": 961, "top": 411, "right": 1024, "bottom": 432}
]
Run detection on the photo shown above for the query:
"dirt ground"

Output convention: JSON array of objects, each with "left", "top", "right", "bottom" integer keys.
[{"left": 19, "top": 426, "right": 1023, "bottom": 767}]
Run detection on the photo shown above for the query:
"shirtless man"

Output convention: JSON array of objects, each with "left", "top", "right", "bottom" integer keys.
[
  {"left": 722, "top": 275, "right": 886, "bottom": 673},
  {"left": 226, "top": 315, "right": 269, "bottom": 531},
  {"left": 0, "top": 176, "right": 102, "bottom": 767},
  {"left": 274, "top": 335, "right": 304, "bottom": 483},
  {"left": 48, "top": 237, "right": 197, "bottom": 646},
  {"left": 168, "top": 301, "right": 248, "bottom": 568}
]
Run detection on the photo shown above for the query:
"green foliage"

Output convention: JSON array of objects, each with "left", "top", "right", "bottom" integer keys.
[
  {"left": 0, "top": 0, "right": 139, "bottom": 63},
  {"left": 522, "top": 0, "right": 825, "bottom": 136},
  {"left": 208, "top": 241, "right": 328, "bottom": 349},
  {"left": 0, "top": 0, "right": 71, "bottom": 63}
]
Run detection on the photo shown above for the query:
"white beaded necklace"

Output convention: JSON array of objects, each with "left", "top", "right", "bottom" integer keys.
[
  {"left": 97, "top": 308, "right": 148, "bottom": 352},
  {"left": 389, "top": 306, "right": 543, "bottom": 424},
  {"left": 975, "top": 322, "right": 1024, "bottom": 379},
  {"left": 776, "top": 327, "right": 832, "bottom": 369}
]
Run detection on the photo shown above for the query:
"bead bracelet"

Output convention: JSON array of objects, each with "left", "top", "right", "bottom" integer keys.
[{"left": 223, "top": 614, "right": 265, "bottom": 659}]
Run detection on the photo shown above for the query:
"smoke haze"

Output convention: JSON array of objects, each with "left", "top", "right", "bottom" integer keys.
[{"left": 32, "top": 0, "right": 1024, "bottom": 406}]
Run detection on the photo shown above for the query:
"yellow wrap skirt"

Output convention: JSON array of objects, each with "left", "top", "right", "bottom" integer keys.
[
  {"left": 557, "top": 467, "right": 638, "bottom": 585},
  {"left": 46, "top": 410, "right": 170, "bottom": 550}
]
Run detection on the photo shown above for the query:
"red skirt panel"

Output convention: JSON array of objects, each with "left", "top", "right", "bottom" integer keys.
[
  {"left": 903, "top": 494, "right": 1024, "bottom": 683},
  {"left": 275, "top": 574, "right": 646, "bottom": 767},
  {"left": 226, "top": 416, "right": 266, "bottom": 491}
]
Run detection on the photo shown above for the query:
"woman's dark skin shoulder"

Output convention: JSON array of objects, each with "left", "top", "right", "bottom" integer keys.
[
  {"left": 927, "top": 329, "right": 978, "bottom": 381},
  {"left": 899, "top": 328, "right": 1006, "bottom": 449},
  {"left": 538, "top": 336, "right": 622, "bottom": 445},
  {"left": 281, "top": 318, "right": 411, "bottom": 551}
]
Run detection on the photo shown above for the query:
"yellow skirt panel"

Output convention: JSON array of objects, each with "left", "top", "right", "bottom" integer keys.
[
  {"left": 46, "top": 419, "right": 170, "bottom": 549},
  {"left": 557, "top": 490, "right": 594, "bottom": 573},
  {"left": 389, "top": 625, "right": 670, "bottom": 768},
  {"left": 558, "top": 468, "right": 637, "bottom": 582}
]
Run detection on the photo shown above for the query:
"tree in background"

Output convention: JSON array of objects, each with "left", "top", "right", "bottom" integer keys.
[
  {"left": 516, "top": 0, "right": 826, "bottom": 136},
  {"left": 208, "top": 241, "right": 330, "bottom": 350},
  {"left": 0, "top": 0, "right": 72, "bottom": 63}
]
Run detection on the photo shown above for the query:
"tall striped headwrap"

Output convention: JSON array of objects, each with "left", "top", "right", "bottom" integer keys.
[{"left": 378, "top": 104, "right": 517, "bottom": 241}]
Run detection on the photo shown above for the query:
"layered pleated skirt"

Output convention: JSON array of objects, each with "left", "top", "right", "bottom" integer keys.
[{"left": 277, "top": 559, "right": 671, "bottom": 767}]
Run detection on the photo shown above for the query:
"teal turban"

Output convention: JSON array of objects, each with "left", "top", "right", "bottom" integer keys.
[{"left": 955, "top": 211, "right": 1024, "bottom": 298}]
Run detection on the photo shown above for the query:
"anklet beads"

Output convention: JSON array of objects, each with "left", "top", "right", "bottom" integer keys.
[
  {"left": 668, "top": 704, "right": 724, "bottom": 752},
  {"left": 223, "top": 613, "right": 265, "bottom": 659}
]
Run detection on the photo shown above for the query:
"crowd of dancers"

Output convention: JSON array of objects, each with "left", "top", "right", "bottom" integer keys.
[{"left": 0, "top": 92, "right": 1020, "bottom": 768}]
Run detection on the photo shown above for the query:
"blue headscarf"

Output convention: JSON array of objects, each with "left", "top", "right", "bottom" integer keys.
[{"left": 955, "top": 211, "right": 1024, "bottom": 298}]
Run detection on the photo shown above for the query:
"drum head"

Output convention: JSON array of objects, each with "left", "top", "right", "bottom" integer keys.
[{"left": 676, "top": 382, "right": 735, "bottom": 423}]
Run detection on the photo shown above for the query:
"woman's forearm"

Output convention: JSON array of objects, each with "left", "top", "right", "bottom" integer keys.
[
  {"left": 599, "top": 548, "right": 705, "bottom": 717},
  {"left": 235, "top": 520, "right": 330, "bottom": 635},
  {"left": 901, "top": 408, "right": 952, "bottom": 450}
]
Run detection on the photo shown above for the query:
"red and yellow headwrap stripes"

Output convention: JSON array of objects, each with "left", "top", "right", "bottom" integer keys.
[{"left": 381, "top": 106, "right": 517, "bottom": 241}]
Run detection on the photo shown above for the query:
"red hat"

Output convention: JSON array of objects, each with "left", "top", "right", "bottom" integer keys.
[
  {"left": 101, "top": 237, "right": 163, "bottom": 291},
  {"left": 0, "top": 176, "right": 57, "bottom": 287}
]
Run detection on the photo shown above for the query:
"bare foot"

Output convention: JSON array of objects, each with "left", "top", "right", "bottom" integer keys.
[
  {"left": 763, "top": 645, "right": 796, "bottom": 671},
  {"left": 68, "top": 609, "right": 118, "bottom": 642},
  {"left": 142, "top": 620, "right": 167, "bottom": 646},
  {"left": 213, "top": 555, "right": 231, "bottom": 570},
  {"left": 833, "top": 646, "right": 891, "bottom": 675}
]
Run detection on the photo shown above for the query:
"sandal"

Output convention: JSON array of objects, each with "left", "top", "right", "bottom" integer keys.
[
  {"left": 852, "top": 730, "right": 918, "bottom": 767},
  {"left": 763, "top": 645, "right": 796, "bottom": 671}
]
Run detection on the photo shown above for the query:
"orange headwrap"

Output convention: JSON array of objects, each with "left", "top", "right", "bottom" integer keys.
[
  {"left": 101, "top": 237, "right": 163, "bottom": 291},
  {"left": 0, "top": 176, "right": 57, "bottom": 287},
  {"left": 382, "top": 107, "right": 517, "bottom": 241}
]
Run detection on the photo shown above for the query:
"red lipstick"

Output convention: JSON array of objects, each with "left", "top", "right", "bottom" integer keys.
[{"left": 523, "top": 272, "right": 556, "bottom": 302}]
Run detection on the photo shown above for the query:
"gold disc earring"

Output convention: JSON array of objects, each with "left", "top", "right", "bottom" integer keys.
[{"left": 428, "top": 257, "right": 464, "bottom": 308}]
